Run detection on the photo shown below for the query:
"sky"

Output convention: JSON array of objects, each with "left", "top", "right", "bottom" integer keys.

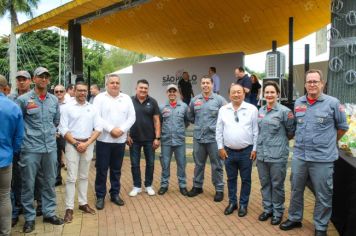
[{"left": 0, "top": 0, "right": 329, "bottom": 73}]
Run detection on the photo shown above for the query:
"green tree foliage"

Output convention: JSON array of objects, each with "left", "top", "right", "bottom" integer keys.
[
  {"left": 0, "top": 29, "right": 147, "bottom": 87},
  {"left": 101, "top": 47, "right": 146, "bottom": 76}
]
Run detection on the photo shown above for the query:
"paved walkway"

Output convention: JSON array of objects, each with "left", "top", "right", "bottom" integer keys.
[{"left": 11, "top": 156, "right": 338, "bottom": 236}]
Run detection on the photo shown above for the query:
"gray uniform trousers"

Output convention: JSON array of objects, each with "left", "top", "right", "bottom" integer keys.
[
  {"left": 20, "top": 151, "right": 57, "bottom": 221},
  {"left": 288, "top": 158, "right": 333, "bottom": 231},
  {"left": 256, "top": 160, "right": 287, "bottom": 217},
  {"left": 192, "top": 139, "right": 224, "bottom": 192}
]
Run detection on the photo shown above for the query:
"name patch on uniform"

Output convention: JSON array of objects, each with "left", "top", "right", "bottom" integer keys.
[
  {"left": 26, "top": 99, "right": 39, "bottom": 109},
  {"left": 295, "top": 105, "right": 307, "bottom": 113},
  {"left": 194, "top": 100, "right": 203, "bottom": 106}
]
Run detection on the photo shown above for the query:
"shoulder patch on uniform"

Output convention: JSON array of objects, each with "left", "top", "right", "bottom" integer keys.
[
  {"left": 287, "top": 111, "right": 294, "bottom": 119},
  {"left": 338, "top": 104, "right": 345, "bottom": 113}
]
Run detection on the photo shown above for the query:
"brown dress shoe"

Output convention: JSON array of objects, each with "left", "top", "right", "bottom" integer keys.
[
  {"left": 79, "top": 204, "right": 96, "bottom": 215},
  {"left": 64, "top": 209, "right": 73, "bottom": 223}
]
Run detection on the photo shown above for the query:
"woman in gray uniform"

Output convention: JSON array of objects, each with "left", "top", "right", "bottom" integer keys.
[{"left": 256, "top": 81, "right": 295, "bottom": 225}]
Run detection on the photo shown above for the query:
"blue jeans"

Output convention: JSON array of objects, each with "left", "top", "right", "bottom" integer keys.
[
  {"left": 225, "top": 146, "right": 253, "bottom": 206},
  {"left": 95, "top": 141, "right": 125, "bottom": 198},
  {"left": 19, "top": 151, "right": 57, "bottom": 221},
  {"left": 250, "top": 93, "right": 259, "bottom": 107},
  {"left": 129, "top": 141, "right": 155, "bottom": 188},
  {"left": 160, "top": 145, "right": 186, "bottom": 188}
]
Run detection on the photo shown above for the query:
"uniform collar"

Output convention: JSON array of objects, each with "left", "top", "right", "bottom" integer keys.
[
  {"left": 263, "top": 103, "right": 280, "bottom": 111},
  {"left": 300, "top": 93, "right": 325, "bottom": 103},
  {"left": 165, "top": 100, "right": 182, "bottom": 106},
  {"left": 197, "top": 93, "right": 214, "bottom": 100},
  {"left": 29, "top": 89, "right": 50, "bottom": 99},
  {"left": 0, "top": 92, "right": 4, "bottom": 97}
]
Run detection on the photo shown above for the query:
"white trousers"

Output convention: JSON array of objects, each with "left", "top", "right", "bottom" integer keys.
[{"left": 65, "top": 142, "right": 94, "bottom": 209}]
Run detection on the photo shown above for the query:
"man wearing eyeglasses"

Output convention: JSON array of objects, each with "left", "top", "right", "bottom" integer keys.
[
  {"left": 280, "top": 69, "right": 349, "bottom": 236},
  {"left": 16, "top": 67, "right": 64, "bottom": 233},
  {"left": 54, "top": 85, "right": 67, "bottom": 186},
  {"left": 216, "top": 83, "right": 258, "bottom": 217},
  {"left": 187, "top": 76, "right": 227, "bottom": 202},
  {"left": 59, "top": 82, "right": 102, "bottom": 223}
]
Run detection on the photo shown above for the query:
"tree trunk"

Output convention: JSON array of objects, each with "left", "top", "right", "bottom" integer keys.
[{"left": 9, "top": 5, "right": 18, "bottom": 93}]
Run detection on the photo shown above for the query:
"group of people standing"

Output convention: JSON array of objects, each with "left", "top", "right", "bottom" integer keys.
[{"left": 0, "top": 66, "right": 348, "bottom": 236}]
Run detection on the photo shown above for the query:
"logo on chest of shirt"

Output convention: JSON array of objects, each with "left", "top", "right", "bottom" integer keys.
[{"left": 26, "top": 99, "right": 39, "bottom": 109}]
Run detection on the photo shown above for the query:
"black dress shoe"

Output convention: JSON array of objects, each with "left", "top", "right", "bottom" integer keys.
[
  {"left": 23, "top": 220, "right": 35, "bottom": 233},
  {"left": 214, "top": 191, "right": 224, "bottom": 202},
  {"left": 187, "top": 187, "right": 203, "bottom": 197},
  {"left": 238, "top": 205, "right": 248, "bottom": 217},
  {"left": 180, "top": 187, "right": 188, "bottom": 196},
  {"left": 315, "top": 230, "right": 327, "bottom": 236},
  {"left": 271, "top": 216, "right": 282, "bottom": 225},
  {"left": 111, "top": 195, "right": 124, "bottom": 206},
  {"left": 158, "top": 187, "right": 168, "bottom": 195},
  {"left": 96, "top": 198, "right": 105, "bottom": 210},
  {"left": 12, "top": 217, "right": 19, "bottom": 227},
  {"left": 258, "top": 212, "right": 273, "bottom": 221},
  {"left": 43, "top": 215, "right": 64, "bottom": 225},
  {"left": 279, "top": 219, "right": 302, "bottom": 231},
  {"left": 36, "top": 205, "right": 43, "bottom": 216},
  {"left": 224, "top": 203, "right": 237, "bottom": 215}
]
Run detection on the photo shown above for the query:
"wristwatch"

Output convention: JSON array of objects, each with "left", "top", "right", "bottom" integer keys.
[{"left": 73, "top": 142, "right": 80, "bottom": 148}]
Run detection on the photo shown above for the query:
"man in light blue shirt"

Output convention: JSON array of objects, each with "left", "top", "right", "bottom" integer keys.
[{"left": 0, "top": 75, "right": 24, "bottom": 235}]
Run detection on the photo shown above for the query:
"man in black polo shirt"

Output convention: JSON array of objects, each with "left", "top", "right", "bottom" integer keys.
[
  {"left": 178, "top": 72, "right": 194, "bottom": 105},
  {"left": 127, "top": 79, "right": 161, "bottom": 197},
  {"left": 234, "top": 67, "right": 252, "bottom": 103}
]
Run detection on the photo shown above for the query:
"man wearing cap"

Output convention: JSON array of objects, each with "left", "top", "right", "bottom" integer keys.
[
  {"left": 59, "top": 81, "right": 102, "bottom": 223},
  {"left": 187, "top": 76, "right": 227, "bottom": 202},
  {"left": 17, "top": 67, "right": 64, "bottom": 233},
  {"left": 93, "top": 74, "right": 135, "bottom": 210},
  {"left": 8, "top": 70, "right": 32, "bottom": 100},
  {"left": 9, "top": 70, "right": 43, "bottom": 227},
  {"left": 8, "top": 70, "right": 31, "bottom": 227},
  {"left": 0, "top": 75, "right": 24, "bottom": 235},
  {"left": 158, "top": 84, "right": 189, "bottom": 196}
]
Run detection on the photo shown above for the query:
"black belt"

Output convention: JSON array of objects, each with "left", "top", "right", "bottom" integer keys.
[
  {"left": 74, "top": 138, "right": 89, "bottom": 142},
  {"left": 225, "top": 145, "right": 252, "bottom": 152}
]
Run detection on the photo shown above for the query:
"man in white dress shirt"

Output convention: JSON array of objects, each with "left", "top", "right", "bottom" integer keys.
[
  {"left": 93, "top": 74, "right": 136, "bottom": 210},
  {"left": 59, "top": 82, "right": 102, "bottom": 223},
  {"left": 216, "top": 83, "right": 258, "bottom": 217}
]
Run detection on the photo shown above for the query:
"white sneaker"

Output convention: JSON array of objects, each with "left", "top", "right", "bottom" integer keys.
[
  {"left": 145, "top": 186, "right": 155, "bottom": 196},
  {"left": 129, "top": 187, "right": 142, "bottom": 197}
]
